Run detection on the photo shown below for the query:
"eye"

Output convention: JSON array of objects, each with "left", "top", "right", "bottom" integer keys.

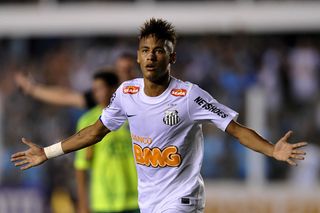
[
  {"left": 141, "top": 49, "right": 148, "bottom": 53},
  {"left": 155, "top": 49, "right": 165, "bottom": 54}
]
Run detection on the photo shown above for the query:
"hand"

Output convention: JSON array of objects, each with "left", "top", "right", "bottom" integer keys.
[
  {"left": 14, "top": 72, "right": 35, "bottom": 95},
  {"left": 272, "top": 131, "right": 307, "bottom": 166},
  {"left": 11, "top": 138, "right": 48, "bottom": 170}
]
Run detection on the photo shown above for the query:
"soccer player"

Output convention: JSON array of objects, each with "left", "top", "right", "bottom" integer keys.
[
  {"left": 11, "top": 18, "right": 307, "bottom": 213},
  {"left": 75, "top": 71, "right": 139, "bottom": 213}
]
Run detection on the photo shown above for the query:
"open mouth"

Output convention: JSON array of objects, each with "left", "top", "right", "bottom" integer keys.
[{"left": 146, "top": 64, "right": 156, "bottom": 71}]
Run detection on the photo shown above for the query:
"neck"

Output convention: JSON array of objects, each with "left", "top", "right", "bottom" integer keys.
[{"left": 143, "top": 74, "right": 171, "bottom": 97}]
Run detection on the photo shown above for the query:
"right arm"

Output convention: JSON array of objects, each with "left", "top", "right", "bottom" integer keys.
[
  {"left": 12, "top": 82, "right": 126, "bottom": 170},
  {"left": 62, "top": 119, "right": 109, "bottom": 154},
  {"left": 15, "top": 72, "right": 86, "bottom": 109},
  {"left": 11, "top": 119, "right": 110, "bottom": 170}
]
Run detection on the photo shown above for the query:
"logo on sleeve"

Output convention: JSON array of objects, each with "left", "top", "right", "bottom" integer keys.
[
  {"left": 163, "top": 110, "right": 180, "bottom": 126},
  {"left": 123, "top": 86, "right": 140, "bottom": 94},
  {"left": 194, "top": 96, "right": 228, "bottom": 118},
  {"left": 110, "top": 92, "right": 116, "bottom": 104},
  {"left": 171, "top": 89, "right": 187, "bottom": 97},
  {"left": 107, "top": 92, "right": 116, "bottom": 108}
]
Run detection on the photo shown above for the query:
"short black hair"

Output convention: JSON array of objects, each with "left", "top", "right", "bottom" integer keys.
[
  {"left": 93, "top": 69, "right": 119, "bottom": 88},
  {"left": 139, "top": 18, "right": 177, "bottom": 48}
]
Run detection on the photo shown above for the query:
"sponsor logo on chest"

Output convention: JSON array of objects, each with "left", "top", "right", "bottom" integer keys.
[
  {"left": 134, "top": 144, "right": 182, "bottom": 168},
  {"left": 171, "top": 88, "right": 187, "bottom": 97},
  {"left": 123, "top": 86, "right": 140, "bottom": 94}
]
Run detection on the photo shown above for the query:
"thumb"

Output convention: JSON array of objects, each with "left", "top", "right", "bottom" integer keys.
[
  {"left": 21, "top": 137, "right": 33, "bottom": 147},
  {"left": 281, "top": 130, "right": 293, "bottom": 141}
]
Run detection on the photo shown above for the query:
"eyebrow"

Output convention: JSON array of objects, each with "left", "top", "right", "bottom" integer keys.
[{"left": 140, "top": 46, "right": 165, "bottom": 49}]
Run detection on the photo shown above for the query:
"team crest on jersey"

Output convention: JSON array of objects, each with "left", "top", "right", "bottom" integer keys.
[
  {"left": 171, "top": 89, "right": 187, "bottom": 97},
  {"left": 163, "top": 110, "right": 180, "bottom": 126},
  {"left": 123, "top": 86, "right": 140, "bottom": 94}
]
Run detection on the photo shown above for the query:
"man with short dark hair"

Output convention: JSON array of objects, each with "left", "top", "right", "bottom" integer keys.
[
  {"left": 74, "top": 71, "right": 139, "bottom": 213},
  {"left": 12, "top": 18, "right": 307, "bottom": 213}
]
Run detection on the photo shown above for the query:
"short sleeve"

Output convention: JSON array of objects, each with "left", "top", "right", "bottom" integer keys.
[
  {"left": 188, "top": 84, "right": 238, "bottom": 131},
  {"left": 100, "top": 85, "right": 127, "bottom": 131}
]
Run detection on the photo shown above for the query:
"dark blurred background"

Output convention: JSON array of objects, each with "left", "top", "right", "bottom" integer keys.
[{"left": 0, "top": 0, "right": 319, "bottom": 212}]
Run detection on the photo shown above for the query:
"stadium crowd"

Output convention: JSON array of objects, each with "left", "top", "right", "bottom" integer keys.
[{"left": 0, "top": 34, "right": 319, "bottom": 210}]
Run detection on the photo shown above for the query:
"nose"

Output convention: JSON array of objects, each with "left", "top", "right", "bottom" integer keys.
[{"left": 146, "top": 51, "right": 156, "bottom": 61}]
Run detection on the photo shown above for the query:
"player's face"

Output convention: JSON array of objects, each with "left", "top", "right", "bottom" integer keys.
[
  {"left": 92, "top": 79, "right": 111, "bottom": 107},
  {"left": 137, "top": 35, "right": 176, "bottom": 83},
  {"left": 115, "top": 57, "right": 136, "bottom": 82}
]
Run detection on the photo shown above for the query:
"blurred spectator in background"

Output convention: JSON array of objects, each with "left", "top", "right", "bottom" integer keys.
[
  {"left": 14, "top": 52, "right": 137, "bottom": 110},
  {"left": 13, "top": 52, "right": 139, "bottom": 212},
  {"left": 284, "top": 39, "right": 320, "bottom": 188},
  {"left": 287, "top": 39, "right": 319, "bottom": 105},
  {"left": 258, "top": 48, "right": 283, "bottom": 116},
  {"left": 74, "top": 70, "right": 138, "bottom": 213}
]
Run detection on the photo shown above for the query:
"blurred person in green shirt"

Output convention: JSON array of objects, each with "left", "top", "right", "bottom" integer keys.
[
  {"left": 15, "top": 66, "right": 139, "bottom": 213},
  {"left": 14, "top": 53, "right": 139, "bottom": 212},
  {"left": 74, "top": 70, "right": 139, "bottom": 213}
]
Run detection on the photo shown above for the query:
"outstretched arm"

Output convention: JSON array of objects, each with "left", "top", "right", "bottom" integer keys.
[
  {"left": 226, "top": 120, "right": 307, "bottom": 166},
  {"left": 15, "top": 72, "right": 86, "bottom": 109},
  {"left": 11, "top": 119, "right": 110, "bottom": 170}
]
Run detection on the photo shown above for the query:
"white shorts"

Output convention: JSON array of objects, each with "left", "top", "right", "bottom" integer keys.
[
  {"left": 161, "top": 206, "right": 204, "bottom": 213},
  {"left": 141, "top": 197, "right": 205, "bottom": 213}
]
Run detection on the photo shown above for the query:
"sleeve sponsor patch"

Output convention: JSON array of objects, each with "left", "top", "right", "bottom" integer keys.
[
  {"left": 194, "top": 96, "right": 228, "bottom": 118},
  {"left": 123, "top": 86, "right": 140, "bottom": 94},
  {"left": 171, "top": 89, "right": 187, "bottom": 97}
]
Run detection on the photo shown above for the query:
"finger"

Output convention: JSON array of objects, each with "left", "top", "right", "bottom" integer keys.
[
  {"left": 21, "top": 163, "right": 33, "bottom": 170},
  {"left": 21, "top": 138, "right": 33, "bottom": 147},
  {"left": 282, "top": 130, "right": 293, "bottom": 141},
  {"left": 292, "top": 142, "right": 308, "bottom": 148},
  {"left": 292, "top": 150, "right": 306, "bottom": 155},
  {"left": 290, "top": 154, "right": 305, "bottom": 160},
  {"left": 11, "top": 156, "right": 27, "bottom": 162},
  {"left": 14, "top": 160, "right": 29, "bottom": 167},
  {"left": 286, "top": 159, "right": 297, "bottom": 166},
  {"left": 11, "top": 151, "right": 25, "bottom": 158}
]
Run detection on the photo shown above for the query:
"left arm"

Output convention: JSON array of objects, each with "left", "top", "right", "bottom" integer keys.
[{"left": 226, "top": 120, "right": 307, "bottom": 166}]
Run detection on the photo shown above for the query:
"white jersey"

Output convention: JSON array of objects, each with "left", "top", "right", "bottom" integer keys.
[{"left": 100, "top": 77, "right": 238, "bottom": 213}]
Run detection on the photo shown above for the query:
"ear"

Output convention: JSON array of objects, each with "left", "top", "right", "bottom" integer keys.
[
  {"left": 169, "top": 52, "right": 176, "bottom": 64},
  {"left": 137, "top": 50, "right": 140, "bottom": 64}
]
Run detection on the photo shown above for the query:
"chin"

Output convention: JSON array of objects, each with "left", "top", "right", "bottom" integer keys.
[
  {"left": 148, "top": 75, "right": 169, "bottom": 84},
  {"left": 145, "top": 74, "right": 158, "bottom": 82}
]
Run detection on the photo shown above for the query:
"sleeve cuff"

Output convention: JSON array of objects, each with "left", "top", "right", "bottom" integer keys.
[{"left": 221, "top": 112, "right": 239, "bottom": 132}]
